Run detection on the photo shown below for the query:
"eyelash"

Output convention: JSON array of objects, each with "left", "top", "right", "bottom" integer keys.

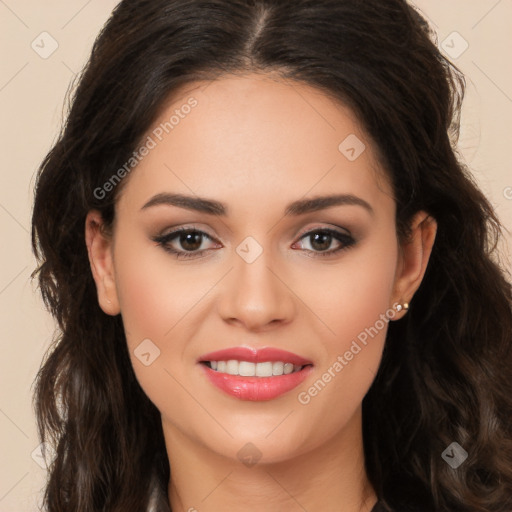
[{"left": 152, "top": 226, "right": 356, "bottom": 260}]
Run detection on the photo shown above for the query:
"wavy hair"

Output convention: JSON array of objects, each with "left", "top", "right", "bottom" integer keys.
[{"left": 31, "top": 0, "right": 512, "bottom": 510}]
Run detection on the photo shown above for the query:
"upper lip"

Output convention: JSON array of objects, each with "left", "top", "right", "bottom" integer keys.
[{"left": 198, "top": 346, "right": 313, "bottom": 366}]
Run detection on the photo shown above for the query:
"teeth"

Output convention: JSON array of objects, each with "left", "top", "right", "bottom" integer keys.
[
  {"left": 226, "top": 359, "right": 238, "bottom": 375},
  {"left": 284, "top": 363, "right": 294, "bottom": 375},
  {"left": 256, "top": 361, "right": 273, "bottom": 377},
  {"left": 272, "top": 361, "right": 283, "bottom": 375},
  {"left": 206, "top": 360, "right": 303, "bottom": 376}
]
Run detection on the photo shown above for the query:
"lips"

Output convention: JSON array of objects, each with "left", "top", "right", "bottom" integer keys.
[{"left": 197, "top": 346, "right": 314, "bottom": 401}]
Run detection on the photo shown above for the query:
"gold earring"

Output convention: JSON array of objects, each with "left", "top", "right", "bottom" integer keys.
[{"left": 395, "top": 302, "right": 409, "bottom": 312}]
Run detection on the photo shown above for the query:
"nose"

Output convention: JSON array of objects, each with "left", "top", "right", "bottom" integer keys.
[{"left": 216, "top": 245, "right": 296, "bottom": 332}]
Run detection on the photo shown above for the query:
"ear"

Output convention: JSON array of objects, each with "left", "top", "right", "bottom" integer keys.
[
  {"left": 391, "top": 211, "right": 437, "bottom": 319},
  {"left": 85, "top": 210, "right": 121, "bottom": 315}
]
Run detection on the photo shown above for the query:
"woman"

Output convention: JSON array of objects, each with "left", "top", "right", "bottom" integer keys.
[{"left": 31, "top": 0, "right": 512, "bottom": 511}]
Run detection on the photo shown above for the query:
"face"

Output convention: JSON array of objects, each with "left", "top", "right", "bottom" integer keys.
[{"left": 87, "top": 72, "right": 433, "bottom": 466}]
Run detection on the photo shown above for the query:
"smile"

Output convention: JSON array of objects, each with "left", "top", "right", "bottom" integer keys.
[{"left": 198, "top": 346, "right": 314, "bottom": 401}]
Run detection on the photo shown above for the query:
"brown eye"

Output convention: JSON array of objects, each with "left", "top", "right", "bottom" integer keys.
[
  {"left": 308, "top": 231, "right": 333, "bottom": 252},
  {"left": 294, "top": 228, "right": 356, "bottom": 257},
  {"left": 152, "top": 228, "right": 218, "bottom": 260},
  {"left": 178, "top": 231, "right": 203, "bottom": 251}
]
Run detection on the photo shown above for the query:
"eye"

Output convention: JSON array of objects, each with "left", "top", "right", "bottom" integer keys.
[
  {"left": 152, "top": 227, "right": 219, "bottom": 260},
  {"left": 293, "top": 228, "right": 356, "bottom": 257},
  {"left": 152, "top": 226, "right": 356, "bottom": 260}
]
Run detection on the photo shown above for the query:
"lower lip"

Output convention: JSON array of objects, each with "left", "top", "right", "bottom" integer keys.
[{"left": 200, "top": 364, "right": 313, "bottom": 401}]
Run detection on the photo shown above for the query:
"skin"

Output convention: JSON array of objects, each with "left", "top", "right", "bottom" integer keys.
[{"left": 85, "top": 73, "right": 437, "bottom": 512}]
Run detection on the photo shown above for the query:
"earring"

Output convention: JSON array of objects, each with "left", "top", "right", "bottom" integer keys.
[{"left": 395, "top": 302, "right": 409, "bottom": 312}]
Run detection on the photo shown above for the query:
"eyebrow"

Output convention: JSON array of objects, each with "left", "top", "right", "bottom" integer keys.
[{"left": 141, "top": 192, "right": 374, "bottom": 217}]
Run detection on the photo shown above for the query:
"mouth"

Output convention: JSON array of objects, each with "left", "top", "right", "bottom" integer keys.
[
  {"left": 201, "top": 360, "right": 307, "bottom": 376},
  {"left": 197, "top": 347, "right": 314, "bottom": 401}
]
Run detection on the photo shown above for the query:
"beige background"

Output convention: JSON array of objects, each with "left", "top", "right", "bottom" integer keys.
[{"left": 0, "top": 1, "right": 511, "bottom": 510}]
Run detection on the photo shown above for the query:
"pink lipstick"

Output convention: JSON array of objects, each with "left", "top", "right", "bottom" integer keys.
[{"left": 198, "top": 346, "right": 313, "bottom": 401}]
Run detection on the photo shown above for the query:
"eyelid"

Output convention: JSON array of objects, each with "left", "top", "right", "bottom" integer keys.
[
  {"left": 294, "top": 222, "right": 352, "bottom": 239},
  {"left": 154, "top": 226, "right": 219, "bottom": 249}
]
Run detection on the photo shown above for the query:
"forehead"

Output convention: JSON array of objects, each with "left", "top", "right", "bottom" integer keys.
[{"left": 116, "top": 73, "right": 394, "bottom": 217}]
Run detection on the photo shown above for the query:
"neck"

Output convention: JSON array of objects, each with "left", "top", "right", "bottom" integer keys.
[{"left": 162, "top": 407, "right": 377, "bottom": 512}]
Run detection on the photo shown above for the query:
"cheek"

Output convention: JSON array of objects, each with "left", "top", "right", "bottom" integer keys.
[
  {"left": 111, "top": 234, "right": 218, "bottom": 405},
  {"left": 295, "top": 235, "right": 398, "bottom": 422},
  {"left": 113, "top": 234, "right": 209, "bottom": 345},
  {"left": 115, "top": 257, "right": 170, "bottom": 344},
  {"left": 112, "top": 237, "right": 202, "bottom": 423},
  {"left": 317, "top": 233, "right": 398, "bottom": 349}
]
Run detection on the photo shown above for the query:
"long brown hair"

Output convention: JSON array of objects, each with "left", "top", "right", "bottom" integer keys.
[{"left": 31, "top": 1, "right": 512, "bottom": 510}]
